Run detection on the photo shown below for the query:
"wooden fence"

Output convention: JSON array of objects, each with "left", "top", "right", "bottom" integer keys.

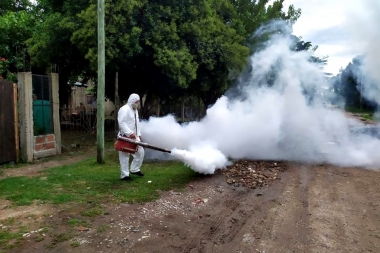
[{"left": 0, "top": 79, "right": 19, "bottom": 163}]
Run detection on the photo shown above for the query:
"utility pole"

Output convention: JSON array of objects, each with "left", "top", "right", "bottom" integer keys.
[
  {"left": 97, "top": 0, "right": 105, "bottom": 163},
  {"left": 181, "top": 97, "right": 185, "bottom": 123},
  {"left": 360, "top": 80, "right": 363, "bottom": 110},
  {"left": 114, "top": 72, "right": 119, "bottom": 134}
]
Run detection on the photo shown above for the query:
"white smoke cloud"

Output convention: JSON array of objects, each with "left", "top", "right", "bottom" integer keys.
[
  {"left": 171, "top": 145, "right": 230, "bottom": 175},
  {"left": 345, "top": 0, "right": 380, "bottom": 105},
  {"left": 140, "top": 21, "right": 380, "bottom": 174}
]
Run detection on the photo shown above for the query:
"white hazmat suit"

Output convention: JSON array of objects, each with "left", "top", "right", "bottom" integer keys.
[{"left": 118, "top": 94, "right": 144, "bottom": 178}]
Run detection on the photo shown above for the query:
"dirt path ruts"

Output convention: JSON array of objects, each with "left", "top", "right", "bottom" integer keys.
[{"left": 0, "top": 155, "right": 91, "bottom": 179}]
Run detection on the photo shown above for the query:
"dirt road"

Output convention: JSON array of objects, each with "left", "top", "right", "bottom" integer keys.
[{"left": 10, "top": 161, "right": 380, "bottom": 253}]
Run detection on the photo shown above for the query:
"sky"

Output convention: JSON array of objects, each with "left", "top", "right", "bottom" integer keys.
[{"left": 280, "top": 0, "right": 370, "bottom": 75}]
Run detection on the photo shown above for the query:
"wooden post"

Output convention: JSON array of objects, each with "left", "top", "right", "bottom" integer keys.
[
  {"left": 13, "top": 83, "right": 19, "bottom": 161},
  {"left": 97, "top": 0, "right": 105, "bottom": 163}
]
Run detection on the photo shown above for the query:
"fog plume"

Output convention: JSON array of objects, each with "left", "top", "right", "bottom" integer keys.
[
  {"left": 141, "top": 21, "right": 380, "bottom": 174},
  {"left": 346, "top": 0, "right": 380, "bottom": 105}
]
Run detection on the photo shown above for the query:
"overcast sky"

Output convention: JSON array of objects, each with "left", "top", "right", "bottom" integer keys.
[{"left": 279, "top": 0, "right": 371, "bottom": 75}]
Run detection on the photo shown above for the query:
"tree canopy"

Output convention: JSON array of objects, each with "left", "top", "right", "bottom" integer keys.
[
  {"left": 332, "top": 56, "right": 377, "bottom": 110},
  {"left": 0, "top": 7, "right": 36, "bottom": 81},
  {"left": 0, "top": 0, "right": 32, "bottom": 15},
  {"left": 1, "top": 0, "right": 310, "bottom": 116}
]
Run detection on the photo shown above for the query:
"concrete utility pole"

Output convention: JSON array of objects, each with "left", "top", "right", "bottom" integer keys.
[
  {"left": 97, "top": 0, "right": 105, "bottom": 163},
  {"left": 114, "top": 72, "right": 119, "bottom": 134}
]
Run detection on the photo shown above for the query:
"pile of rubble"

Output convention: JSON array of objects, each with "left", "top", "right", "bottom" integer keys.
[{"left": 222, "top": 160, "right": 288, "bottom": 189}]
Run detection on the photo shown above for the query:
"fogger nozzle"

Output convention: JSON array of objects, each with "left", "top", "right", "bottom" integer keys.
[{"left": 117, "top": 136, "right": 172, "bottom": 153}]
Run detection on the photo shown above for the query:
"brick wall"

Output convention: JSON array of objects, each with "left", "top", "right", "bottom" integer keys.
[{"left": 34, "top": 134, "right": 57, "bottom": 159}]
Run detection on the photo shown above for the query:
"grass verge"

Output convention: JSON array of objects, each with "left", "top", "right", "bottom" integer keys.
[
  {"left": 0, "top": 144, "right": 200, "bottom": 251},
  {"left": 345, "top": 107, "right": 378, "bottom": 122},
  {"left": 0, "top": 151, "right": 198, "bottom": 206}
]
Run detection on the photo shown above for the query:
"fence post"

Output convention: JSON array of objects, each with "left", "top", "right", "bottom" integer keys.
[
  {"left": 49, "top": 73, "right": 62, "bottom": 155},
  {"left": 17, "top": 72, "right": 34, "bottom": 162},
  {"left": 13, "top": 83, "right": 20, "bottom": 161}
]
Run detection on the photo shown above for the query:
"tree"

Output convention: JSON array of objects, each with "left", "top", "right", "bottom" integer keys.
[
  {"left": 26, "top": 0, "right": 302, "bottom": 113},
  {"left": 332, "top": 56, "right": 376, "bottom": 110},
  {"left": 222, "top": 1, "right": 304, "bottom": 98},
  {"left": 289, "top": 36, "right": 328, "bottom": 68},
  {"left": 230, "top": 0, "right": 301, "bottom": 48},
  {"left": 27, "top": 0, "right": 97, "bottom": 104},
  {"left": 0, "top": 0, "right": 32, "bottom": 15},
  {"left": 0, "top": 10, "right": 36, "bottom": 81},
  {"left": 69, "top": 0, "right": 249, "bottom": 110}
]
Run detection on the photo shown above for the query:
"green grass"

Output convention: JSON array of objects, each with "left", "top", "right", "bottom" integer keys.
[
  {"left": 0, "top": 218, "right": 28, "bottom": 250},
  {"left": 97, "top": 224, "right": 109, "bottom": 233},
  {"left": 1, "top": 224, "right": 46, "bottom": 249},
  {"left": 362, "top": 114, "right": 374, "bottom": 120},
  {"left": 67, "top": 219, "right": 88, "bottom": 227},
  {"left": 0, "top": 146, "right": 200, "bottom": 251},
  {"left": 345, "top": 106, "right": 373, "bottom": 114},
  {"left": 345, "top": 107, "right": 378, "bottom": 121},
  {"left": 0, "top": 230, "right": 23, "bottom": 249},
  {"left": 81, "top": 206, "right": 105, "bottom": 217},
  {"left": 0, "top": 151, "right": 199, "bottom": 207},
  {"left": 46, "top": 232, "right": 75, "bottom": 249},
  {"left": 70, "top": 240, "right": 80, "bottom": 247},
  {"left": 34, "top": 234, "right": 45, "bottom": 242}
]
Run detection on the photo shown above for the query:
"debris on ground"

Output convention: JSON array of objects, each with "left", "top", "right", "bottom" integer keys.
[{"left": 222, "top": 160, "right": 288, "bottom": 189}]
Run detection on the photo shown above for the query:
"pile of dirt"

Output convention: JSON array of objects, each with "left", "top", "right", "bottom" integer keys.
[{"left": 222, "top": 160, "right": 288, "bottom": 189}]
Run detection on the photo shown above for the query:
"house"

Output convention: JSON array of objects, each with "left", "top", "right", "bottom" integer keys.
[
  {"left": 63, "top": 80, "right": 115, "bottom": 117},
  {"left": 60, "top": 80, "right": 116, "bottom": 131}
]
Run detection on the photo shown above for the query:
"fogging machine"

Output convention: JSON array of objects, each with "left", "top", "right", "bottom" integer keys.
[{"left": 114, "top": 136, "right": 171, "bottom": 154}]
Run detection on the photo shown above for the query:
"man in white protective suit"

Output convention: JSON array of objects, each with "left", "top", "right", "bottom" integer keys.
[{"left": 117, "top": 93, "right": 145, "bottom": 180}]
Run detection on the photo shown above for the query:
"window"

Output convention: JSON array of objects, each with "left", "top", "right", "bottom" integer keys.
[{"left": 86, "top": 95, "right": 94, "bottom": 104}]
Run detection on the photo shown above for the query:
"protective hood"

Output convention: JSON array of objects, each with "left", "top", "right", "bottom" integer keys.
[{"left": 127, "top": 93, "right": 140, "bottom": 106}]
